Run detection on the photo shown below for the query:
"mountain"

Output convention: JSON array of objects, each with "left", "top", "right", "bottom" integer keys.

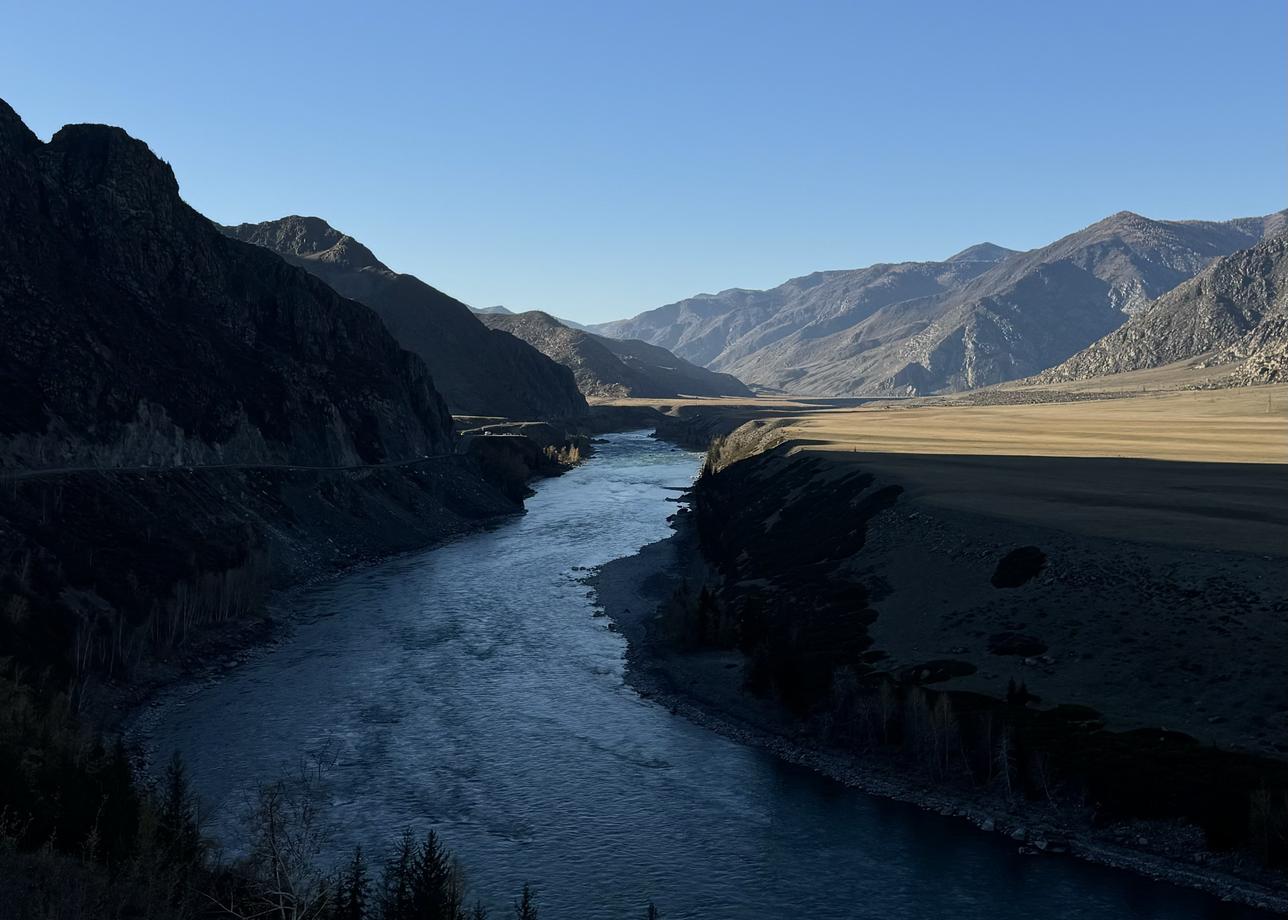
[
  {"left": 947, "top": 242, "right": 1015, "bottom": 263},
  {"left": 1035, "top": 234, "right": 1288, "bottom": 385},
  {"left": 477, "top": 311, "right": 752, "bottom": 398},
  {"left": 0, "top": 103, "right": 453, "bottom": 470},
  {"left": 471, "top": 304, "right": 592, "bottom": 331},
  {"left": 223, "top": 217, "right": 588, "bottom": 421},
  {"left": 0, "top": 98, "right": 527, "bottom": 690},
  {"left": 595, "top": 210, "right": 1286, "bottom": 395}
]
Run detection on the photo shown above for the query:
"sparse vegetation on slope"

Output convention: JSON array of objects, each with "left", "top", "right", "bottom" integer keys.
[
  {"left": 595, "top": 210, "right": 1285, "bottom": 395},
  {"left": 1037, "top": 235, "right": 1288, "bottom": 385}
]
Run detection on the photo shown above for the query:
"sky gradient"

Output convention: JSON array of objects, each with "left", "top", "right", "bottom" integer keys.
[{"left": 2, "top": 0, "right": 1285, "bottom": 323}]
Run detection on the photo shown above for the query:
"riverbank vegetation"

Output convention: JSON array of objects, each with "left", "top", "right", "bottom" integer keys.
[
  {"left": 0, "top": 700, "right": 545, "bottom": 920},
  {"left": 1, "top": 662, "right": 677, "bottom": 919}
]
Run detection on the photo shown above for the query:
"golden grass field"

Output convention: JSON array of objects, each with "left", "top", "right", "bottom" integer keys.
[
  {"left": 601, "top": 382, "right": 1288, "bottom": 554},
  {"left": 790, "top": 386, "right": 1287, "bottom": 465}
]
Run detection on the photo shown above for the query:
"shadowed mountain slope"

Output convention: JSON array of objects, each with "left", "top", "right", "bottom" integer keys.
[
  {"left": 223, "top": 217, "right": 588, "bottom": 421},
  {"left": 477, "top": 310, "right": 752, "bottom": 398},
  {"left": 596, "top": 210, "right": 1285, "bottom": 395},
  {"left": 0, "top": 102, "right": 454, "bottom": 469},
  {"left": 0, "top": 98, "right": 524, "bottom": 694}
]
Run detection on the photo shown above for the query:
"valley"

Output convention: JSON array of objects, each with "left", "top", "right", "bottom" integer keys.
[{"left": 1, "top": 54, "right": 1286, "bottom": 919}]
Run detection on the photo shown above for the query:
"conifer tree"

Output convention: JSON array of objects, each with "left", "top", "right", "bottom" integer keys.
[
  {"left": 412, "top": 829, "right": 461, "bottom": 919},
  {"left": 334, "top": 846, "right": 369, "bottom": 920},
  {"left": 159, "top": 750, "right": 202, "bottom": 882},
  {"left": 513, "top": 883, "right": 538, "bottom": 920},
  {"left": 379, "top": 830, "right": 417, "bottom": 920}
]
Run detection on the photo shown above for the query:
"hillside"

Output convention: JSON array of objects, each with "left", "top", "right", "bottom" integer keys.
[
  {"left": 223, "top": 217, "right": 588, "bottom": 421},
  {"left": 478, "top": 310, "right": 751, "bottom": 398},
  {"left": 0, "top": 107, "right": 453, "bottom": 470},
  {"left": 1036, "top": 235, "right": 1288, "bottom": 385},
  {"left": 0, "top": 99, "right": 519, "bottom": 684},
  {"left": 596, "top": 210, "right": 1285, "bottom": 395}
]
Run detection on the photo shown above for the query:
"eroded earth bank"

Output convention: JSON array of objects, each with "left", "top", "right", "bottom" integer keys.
[{"left": 594, "top": 391, "right": 1288, "bottom": 913}]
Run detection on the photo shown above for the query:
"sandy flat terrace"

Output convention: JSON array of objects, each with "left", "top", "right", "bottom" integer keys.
[
  {"left": 786, "top": 387, "right": 1288, "bottom": 465},
  {"left": 602, "top": 385, "right": 1288, "bottom": 554},
  {"left": 777, "top": 387, "right": 1288, "bottom": 554}
]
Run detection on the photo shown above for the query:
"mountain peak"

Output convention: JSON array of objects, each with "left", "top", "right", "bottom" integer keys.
[
  {"left": 44, "top": 122, "right": 181, "bottom": 211},
  {"left": 947, "top": 242, "right": 1016, "bottom": 263},
  {"left": 0, "top": 97, "right": 40, "bottom": 155},
  {"left": 226, "top": 215, "right": 387, "bottom": 272},
  {"left": 1094, "top": 210, "right": 1157, "bottom": 233}
]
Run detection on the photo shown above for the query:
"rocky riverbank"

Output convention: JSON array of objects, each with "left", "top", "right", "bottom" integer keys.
[{"left": 589, "top": 490, "right": 1288, "bottom": 914}]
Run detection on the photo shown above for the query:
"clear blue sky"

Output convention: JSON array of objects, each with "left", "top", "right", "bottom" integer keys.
[{"left": 2, "top": 0, "right": 1284, "bottom": 323}]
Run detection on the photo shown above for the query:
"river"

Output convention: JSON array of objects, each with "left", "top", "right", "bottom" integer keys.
[{"left": 147, "top": 431, "right": 1268, "bottom": 919}]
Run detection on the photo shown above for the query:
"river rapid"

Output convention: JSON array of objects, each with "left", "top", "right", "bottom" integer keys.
[{"left": 147, "top": 431, "right": 1268, "bottom": 919}]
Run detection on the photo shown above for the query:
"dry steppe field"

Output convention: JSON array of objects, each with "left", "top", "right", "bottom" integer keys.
[
  {"left": 606, "top": 378, "right": 1288, "bottom": 751},
  {"left": 783, "top": 384, "right": 1288, "bottom": 554},
  {"left": 606, "top": 381, "right": 1288, "bottom": 554}
]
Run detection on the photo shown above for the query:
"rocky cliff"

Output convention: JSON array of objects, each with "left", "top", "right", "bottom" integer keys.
[{"left": 223, "top": 217, "right": 589, "bottom": 421}]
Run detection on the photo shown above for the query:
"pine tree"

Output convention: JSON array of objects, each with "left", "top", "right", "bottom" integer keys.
[
  {"left": 412, "top": 829, "right": 461, "bottom": 920},
  {"left": 513, "top": 883, "right": 538, "bottom": 920},
  {"left": 379, "top": 830, "right": 417, "bottom": 920},
  {"left": 159, "top": 751, "right": 202, "bottom": 874},
  {"left": 334, "top": 846, "right": 369, "bottom": 920},
  {"left": 101, "top": 736, "right": 141, "bottom": 868},
  {"left": 646, "top": 902, "right": 660, "bottom": 920}
]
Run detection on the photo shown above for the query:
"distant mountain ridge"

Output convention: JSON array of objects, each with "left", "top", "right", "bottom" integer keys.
[
  {"left": 595, "top": 210, "right": 1286, "bottom": 395},
  {"left": 1036, "top": 234, "right": 1288, "bottom": 385},
  {"left": 472, "top": 304, "right": 592, "bottom": 331},
  {"left": 223, "top": 217, "right": 588, "bottom": 421},
  {"left": 477, "top": 310, "right": 752, "bottom": 398}
]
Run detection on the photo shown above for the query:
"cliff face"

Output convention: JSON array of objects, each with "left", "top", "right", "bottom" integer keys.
[
  {"left": 223, "top": 217, "right": 589, "bottom": 421},
  {"left": 0, "top": 100, "right": 517, "bottom": 684},
  {"left": 0, "top": 105, "right": 456, "bottom": 471}
]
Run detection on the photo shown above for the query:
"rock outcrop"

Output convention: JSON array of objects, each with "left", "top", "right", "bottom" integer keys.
[{"left": 223, "top": 217, "right": 589, "bottom": 421}]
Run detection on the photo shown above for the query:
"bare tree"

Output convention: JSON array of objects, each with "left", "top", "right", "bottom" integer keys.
[{"left": 207, "top": 754, "right": 335, "bottom": 920}]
